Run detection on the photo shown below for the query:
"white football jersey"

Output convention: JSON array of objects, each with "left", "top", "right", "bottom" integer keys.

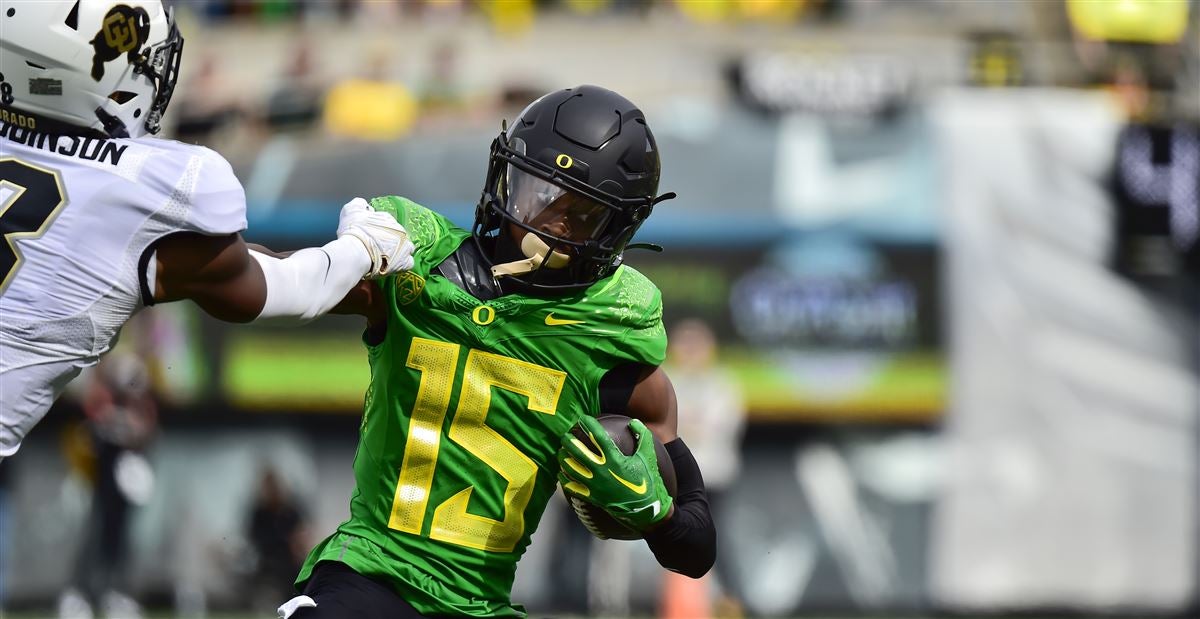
[{"left": 0, "top": 122, "right": 246, "bottom": 457}]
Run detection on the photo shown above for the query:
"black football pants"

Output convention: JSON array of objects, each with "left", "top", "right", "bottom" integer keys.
[{"left": 288, "top": 561, "right": 430, "bottom": 619}]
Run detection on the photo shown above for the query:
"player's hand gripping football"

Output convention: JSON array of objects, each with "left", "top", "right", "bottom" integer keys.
[
  {"left": 557, "top": 416, "right": 673, "bottom": 531},
  {"left": 337, "top": 198, "right": 416, "bottom": 278}
]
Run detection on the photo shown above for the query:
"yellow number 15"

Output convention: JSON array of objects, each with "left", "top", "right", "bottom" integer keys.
[{"left": 389, "top": 337, "right": 566, "bottom": 553}]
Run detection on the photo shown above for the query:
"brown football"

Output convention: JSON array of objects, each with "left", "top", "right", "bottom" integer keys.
[{"left": 563, "top": 414, "right": 677, "bottom": 540}]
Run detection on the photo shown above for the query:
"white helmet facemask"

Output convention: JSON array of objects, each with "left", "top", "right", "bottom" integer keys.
[{"left": 0, "top": 0, "right": 183, "bottom": 138}]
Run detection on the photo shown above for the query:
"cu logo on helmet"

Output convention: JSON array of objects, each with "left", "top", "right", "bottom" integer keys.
[
  {"left": 89, "top": 6, "right": 150, "bottom": 81},
  {"left": 102, "top": 13, "right": 139, "bottom": 53}
]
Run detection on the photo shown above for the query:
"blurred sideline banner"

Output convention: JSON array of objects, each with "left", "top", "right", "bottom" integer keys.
[
  {"left": 193, "top": 239, "right": 945, "bottom": 423},
  {"left": 631, "top": 242, "right": 943, "bottom": 422},
  {"left": 200, "top": 101, "right": 947, "bottom": 424},
  {"left": 930, "top": 89, "right": 1198, "bottom": 610}
]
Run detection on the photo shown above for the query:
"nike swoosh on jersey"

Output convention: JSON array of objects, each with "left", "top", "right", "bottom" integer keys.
[
  {"left": 545, "top": 313, "right": 585, "bottom": 326},
  {"left": 609, "top": 470, "right": 648, "bottom": 495}
]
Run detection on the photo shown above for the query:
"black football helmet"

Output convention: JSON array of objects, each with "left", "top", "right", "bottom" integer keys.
[{"left": 473, "top": 85, "right": 675, "bottom": 292}]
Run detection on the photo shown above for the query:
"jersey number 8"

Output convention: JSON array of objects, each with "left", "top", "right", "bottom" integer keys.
[{"left": 0, "top": 158, "right": 68, "bottom": 293}]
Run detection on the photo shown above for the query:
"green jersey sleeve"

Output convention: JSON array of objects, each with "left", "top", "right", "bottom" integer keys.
[
  {"left": 579, "top": 263, "right": 668, "bottom": 368},
  {"left": 369, "top": 195, "right": 470, "bottom": 274}
]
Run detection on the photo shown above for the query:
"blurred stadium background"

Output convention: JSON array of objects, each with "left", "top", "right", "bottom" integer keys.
[{"left": 2, "top": 0, "right": 1198, "bottom": 618}]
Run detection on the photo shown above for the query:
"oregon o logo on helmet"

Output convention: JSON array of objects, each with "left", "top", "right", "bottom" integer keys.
[{"left": 555, "top": 154, "right": 574, "bottom": 169}]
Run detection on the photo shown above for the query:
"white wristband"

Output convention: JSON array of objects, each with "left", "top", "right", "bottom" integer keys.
[{"left": 249, "top": 236, "right": 372, "bottom": 323}]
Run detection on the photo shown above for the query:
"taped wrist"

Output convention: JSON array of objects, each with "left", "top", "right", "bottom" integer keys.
[
  {"left": 250, "top": 236, "right": 371, "bottom": 323},
  {"left": 643, "top": 438, "right": 717, "bottom": 579}
]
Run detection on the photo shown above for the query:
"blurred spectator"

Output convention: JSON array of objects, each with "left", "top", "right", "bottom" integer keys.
[
  {"left": 966, "top": 31, "right": 1025, "bottom": 88},
  {"left": 255, "top": 0, "right": 296, "bottom": 23},
  {"left": 172, "top": 52, "right": 240, "bottom": 145},
  {"left": 664, "top": 318, "right": 746, "bottom": 614},
  {"left": 322, "top": 43, "right": 418, "bottom": 140},
  {"left": 672, "top": 0, "right": 811, "bottom": 25},
  {"left": 413, "top": 39, "right": 500, "bottom": 130},
  {"left": 265, "top": 42, "right": 326, "bottom": 132},
  {"left": 477, "top": 0, "right": 535, "bottom": 35},
  {"left": 347, "top": 0, "right": 405, "bottom": 27},
  {"left": 245, "top": 467, "right": 309, "bottom": 614},
  {"left": 417, "top": 40, "right": 467, "bottom": 116},
  {"left": 58, "top": 354, "right": 159, "bottom": 619}
]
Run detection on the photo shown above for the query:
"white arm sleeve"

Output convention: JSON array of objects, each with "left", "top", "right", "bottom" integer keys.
[{"left": 249, "top": 236, "right": 372, "bottom": 323}]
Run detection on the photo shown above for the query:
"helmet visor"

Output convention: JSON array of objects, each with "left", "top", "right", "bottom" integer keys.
[
  {"left": 503, "top": 163, "right": 613, "bottom": 244},
  {"left": 500, "top": 135, "right": 614, "bottom": 244}
]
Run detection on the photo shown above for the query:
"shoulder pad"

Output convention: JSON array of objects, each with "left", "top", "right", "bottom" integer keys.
[
  {"left": 590, "top": 266, "right": 664, "bottom": 331},
  {"left": 187, "top": 147, "right": 246, "bottom": 235},
  {"left": 369, "top": 196, "right": 448, "bottom": 250}
]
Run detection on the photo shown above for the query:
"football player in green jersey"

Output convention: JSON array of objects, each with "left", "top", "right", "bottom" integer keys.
[{"left": 281, "top": 85, "right": 717, "bottom": 619}]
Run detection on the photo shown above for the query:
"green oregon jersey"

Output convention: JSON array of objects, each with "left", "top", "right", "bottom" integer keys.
[{"left": 297, "top": 197, "right": 667, "bottom": 617}]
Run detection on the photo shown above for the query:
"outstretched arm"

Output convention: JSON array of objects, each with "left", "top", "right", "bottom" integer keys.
[
  {"left": 152, "top": 199, "right": 410, "bottom": 323},
  {"left": 153, "top": 231, "right": 274, "bottom": 322},
  {"left": 329, "top": 280, "right": 388, "bottom": 327}
]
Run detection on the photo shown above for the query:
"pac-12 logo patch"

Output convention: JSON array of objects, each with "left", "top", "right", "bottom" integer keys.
[
  {"left": 394, "top": 271, "right": 425, "bottom": 305},
  {"left": 89, "top": 5, "right": 151, "bottom": 81}
]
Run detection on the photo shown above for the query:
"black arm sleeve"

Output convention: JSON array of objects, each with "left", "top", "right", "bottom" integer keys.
[
  {"left": 598, "top": 363, "right": 646, "bottom": 414},
  {"left": 644, "top": 438, "right": 717, "bottom": 579}
]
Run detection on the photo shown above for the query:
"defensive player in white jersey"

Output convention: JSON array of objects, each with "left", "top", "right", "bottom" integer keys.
[{"left": 0, "top": 0, "right": 416, "bottom": 459}]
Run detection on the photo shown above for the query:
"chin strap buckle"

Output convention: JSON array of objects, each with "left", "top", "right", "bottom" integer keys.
[{"left": 490, "top": 233, "right": 571, "bottom": 280}]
